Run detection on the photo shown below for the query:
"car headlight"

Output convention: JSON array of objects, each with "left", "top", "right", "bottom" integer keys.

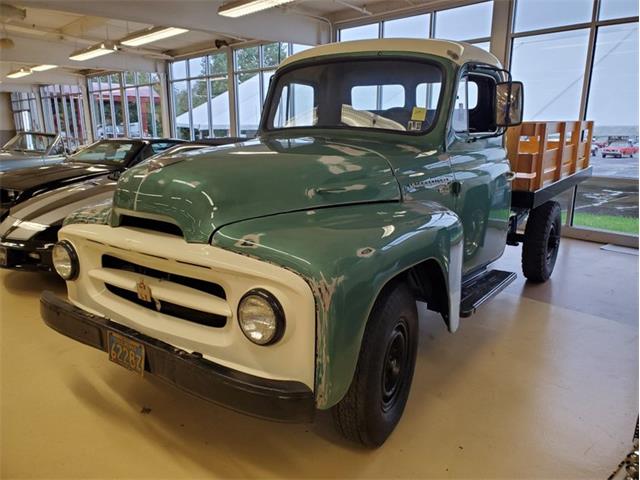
[
  {"left": 237, "top": 289, "right": 285, "bottom": 346},
  {"left": 52, "top": 240, "right": 79, "bottom": 280}
]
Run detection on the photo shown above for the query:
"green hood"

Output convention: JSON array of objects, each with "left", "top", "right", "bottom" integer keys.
[{"left": 113, "top": 136, "right": 401, "bottom": 242}]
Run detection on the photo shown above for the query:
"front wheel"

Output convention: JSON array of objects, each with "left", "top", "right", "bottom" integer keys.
[
  {"left": 332, "top": 281, "right": 418, "bottom": 447},
  {"left": 522, "top": 201, "right": 561, "bottom": 282}
]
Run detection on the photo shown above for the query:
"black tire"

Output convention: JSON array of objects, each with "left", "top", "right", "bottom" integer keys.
[
  {"left": 332, "top": 281, "right": 418, "bottom": 448},
  {"left": 522, "top": 201, "right": 561, "bottom": 282}
]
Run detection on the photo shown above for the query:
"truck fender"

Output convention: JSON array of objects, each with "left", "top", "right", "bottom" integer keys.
[{"left": 213, "top": 201, "right": 464, "bottom": 409}]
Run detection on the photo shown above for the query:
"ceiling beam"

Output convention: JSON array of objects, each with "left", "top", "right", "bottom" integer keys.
[{"left": 16, "top": 0, "right": 331, "bottom": 45}]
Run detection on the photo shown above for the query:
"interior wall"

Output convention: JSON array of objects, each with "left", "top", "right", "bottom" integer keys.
[{"left": 0, "top": 93, "right": 16, "bottom": 144}]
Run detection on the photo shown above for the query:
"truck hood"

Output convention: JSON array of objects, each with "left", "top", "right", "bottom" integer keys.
[
  {"left": 0, "top": 162, "right": 114, "bottom": 192},
  {"left": 113, "top": 137, "right": 401, "bottom": 243}
]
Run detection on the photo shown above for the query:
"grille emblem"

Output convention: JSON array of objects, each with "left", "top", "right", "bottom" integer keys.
[{"left": 136, "top": 278, "right": 153, "bottom": 302}]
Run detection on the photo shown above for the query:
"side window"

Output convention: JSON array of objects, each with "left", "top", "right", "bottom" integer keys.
[
  {"left": 468, "top": 81, "right": 479, "bottom": 110},
  {"left": 452, "top": 77, "right": 469, "bottom": 132},
  {"left": 273, "top": 83, "right": 316, "bottom": 128},
  {"left": 454, "top": 73, "right": 493, "bottom": 134},
  {"left": 50, "top": 141, "right": 65, "bottom": 155}
]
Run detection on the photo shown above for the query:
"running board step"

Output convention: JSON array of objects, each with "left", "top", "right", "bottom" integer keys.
[{"left": 460, "top": 269, "right": 516, "bottom": 318}]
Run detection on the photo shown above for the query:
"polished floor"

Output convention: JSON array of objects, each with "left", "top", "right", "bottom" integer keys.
[{"left": 1, "top": 238, "right": 637, "bottom": 479}]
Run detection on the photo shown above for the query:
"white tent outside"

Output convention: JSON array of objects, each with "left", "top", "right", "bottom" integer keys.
[{"left": 175, "top": 74, "right": 262, "bottom": 135}]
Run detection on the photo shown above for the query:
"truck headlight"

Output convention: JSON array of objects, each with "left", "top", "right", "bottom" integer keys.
[
  {"left": 237, "top": 289, "right": 285, "bottom": 345},
  {"left": 52, "top": 240, "right": 79, "bottom": 280}
]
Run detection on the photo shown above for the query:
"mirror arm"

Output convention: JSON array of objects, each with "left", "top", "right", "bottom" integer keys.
[{"left": 466, "top": 127, "right": 507, "bottom": 143}]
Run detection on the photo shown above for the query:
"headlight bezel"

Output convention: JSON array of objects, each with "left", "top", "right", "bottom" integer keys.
[
  {"left": 237, "top": 288, "right": 285, "bottom": 346},
  {"left": 52, "top": 240, "right": 79, "bottom": 280}
]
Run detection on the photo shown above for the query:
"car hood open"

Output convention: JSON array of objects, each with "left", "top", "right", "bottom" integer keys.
[{"left": 113, "top": 136, "right": 402, "bottom": 243}]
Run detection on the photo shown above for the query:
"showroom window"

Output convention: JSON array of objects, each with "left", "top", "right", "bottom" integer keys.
[
  {"left": 10, "top": 91, "right": 41, "bottom": 132},
  {"left": 338, "top": 2, "right": 493, "bottom": 50},
  {"left": 233, "top": 42, "right": 309, "bottom": 137},
  {"left": 39, "top": 84, "right": 88, "bottom": 150},
  {"left": 170, "top": 52, "right": 230, "bottom": 140},
  {"left": 234, "top": 43, "right": 284, "bottom": 137},
  {"left": 87, "top": 74, "right": 125, "bottom": 139},
  {"left": 123, "top": 72, "right": 163, "bottom": 138},
  {"left": 88, "top": 72, "right": 163, "bottom": 140},
  {"left": 510, "top": 0, "right": 639, "bottom": 240},
  {"left": 168, "top": 43, "right": 309, "bottom": 139}
]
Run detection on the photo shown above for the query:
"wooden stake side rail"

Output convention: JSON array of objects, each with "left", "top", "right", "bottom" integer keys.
[{"left": 506, "top": 121, "right": 593, "bottom": 192}]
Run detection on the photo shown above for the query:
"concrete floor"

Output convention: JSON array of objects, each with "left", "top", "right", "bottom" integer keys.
[{"left": 1, "top": 238, "right": 637, "bottom": 479}]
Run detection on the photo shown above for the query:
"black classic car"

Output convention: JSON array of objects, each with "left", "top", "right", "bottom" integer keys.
[
  {"left": 0, "top": 138, "right": 184, "bottom": 219},
  {"left": 0, "top": 132, "right": 67, "bottom": 172},
  {"left": 0, "top": 137, "right": 243, "bottom": 271}
]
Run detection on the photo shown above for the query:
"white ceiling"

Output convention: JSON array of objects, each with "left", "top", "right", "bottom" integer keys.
[{"left": 0, "top": 0, "right": 437, "bottom": 89}]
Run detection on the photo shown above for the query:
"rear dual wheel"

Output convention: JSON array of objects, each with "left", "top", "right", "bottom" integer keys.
[{"left": 332, "top": 282, "right": 418, "bottom": 448}]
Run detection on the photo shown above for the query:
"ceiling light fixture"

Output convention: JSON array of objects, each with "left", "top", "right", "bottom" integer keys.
[
  {"left": 31, "top": 64, "right": 57, "bottom": 72},
  {"left": 6, "top": 68, "right": 31, "bottom": 78},
  {"left": 218, "top": 0, "right": 296, "bottom": 18},
  {"left": 120, "top": 26, "right": 189, "bottom": 47},
  {"left": 69, "top": 41, "right": 118, "bottom": 62}
]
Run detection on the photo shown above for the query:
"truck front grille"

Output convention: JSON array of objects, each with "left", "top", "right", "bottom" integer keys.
[{"left": 100, "top": 254, "right": 228, "bottom": 328}]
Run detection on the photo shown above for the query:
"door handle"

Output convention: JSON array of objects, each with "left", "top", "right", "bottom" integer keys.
[{"left": 505, "top": 171, "right": 517, "bottom": 182}]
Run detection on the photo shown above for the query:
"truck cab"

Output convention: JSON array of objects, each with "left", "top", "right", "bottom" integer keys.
[{"left": 42, "top": 39, "right": 532, "bottom": 447}]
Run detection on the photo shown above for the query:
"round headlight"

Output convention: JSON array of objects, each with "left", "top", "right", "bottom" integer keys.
[
  {"left": 237, "top": 289, "right": 285, "bottom": 346},
  {"left": 52, "top": 240, "right": 79, "bottom": 280}
]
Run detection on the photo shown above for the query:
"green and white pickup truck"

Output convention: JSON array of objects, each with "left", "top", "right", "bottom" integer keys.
[{"left": 41, "top": 39, "right": 589, "bottom": 447}]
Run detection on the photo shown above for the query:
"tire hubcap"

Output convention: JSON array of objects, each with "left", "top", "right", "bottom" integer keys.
[
  {"left": 547, "top": 224, "right": 560, "bottom": 264},
  {"left": 381, "top": 322, "right": 408, "bottom": 411}
]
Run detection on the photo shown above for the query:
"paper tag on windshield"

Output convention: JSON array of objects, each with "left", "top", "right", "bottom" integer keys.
[
  {"left": 411, "top": 107, "right": 427, "bottom": 121},
  {"left": 408, "top": 120, "right": 423, "bottom": 131}
]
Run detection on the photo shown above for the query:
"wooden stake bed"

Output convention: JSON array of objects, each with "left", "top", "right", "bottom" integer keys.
[{"left": 507, "top": 120, "right": 594, "bottom": 210}]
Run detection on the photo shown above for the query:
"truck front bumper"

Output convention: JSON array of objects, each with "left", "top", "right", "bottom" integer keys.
[{"left": 40, "top": 291, "right": 315, "bottom": 423}]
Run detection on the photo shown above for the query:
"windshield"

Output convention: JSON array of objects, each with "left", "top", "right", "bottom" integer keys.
[
  {"left": 3, "top": 133, "right": 56, "bottom": 153},
  {"left": 265, "top": 58, "right": 444, "bottom": 134},
  {"left": 68, "top": 141, "right": 139, "bottom": 165}
]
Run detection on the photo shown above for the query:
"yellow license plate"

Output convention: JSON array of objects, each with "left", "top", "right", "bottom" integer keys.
[{"left": 107, "top": 331, "right": 145, "bottom": 375}]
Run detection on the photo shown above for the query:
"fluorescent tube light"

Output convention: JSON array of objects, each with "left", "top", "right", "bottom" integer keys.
[
  {"left": 31, "top": 64, "right": 57, "bottom": 72},
  {"left": 218, "top": 0, "right": 296, "bottom": 18},
  {"left": 6, "top": 68, "right": 31, "bottom": 79},
  {"left": 120, "top": 26, "right": 189, "bottom": 47},
  {"left": 69, "top": 42, "right": 118, "bottom": 62}
]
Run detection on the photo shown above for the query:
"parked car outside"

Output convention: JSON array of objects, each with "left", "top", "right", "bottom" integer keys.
[
  {"left": 601, "top": 140, "right": 639, "bottom": 158},
  {"left": 0, "top": 138, "right": 184, "bottom": 220},
  {"left": 0, "top": 138, "right": 242, "bottom": 272},
  {"left": 0, "top": 132, "right": 67, "bottom": 172}
]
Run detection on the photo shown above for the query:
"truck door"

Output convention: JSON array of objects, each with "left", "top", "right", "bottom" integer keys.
[{"left": 448, "top": 71, "right": 512, "bottom": 275}]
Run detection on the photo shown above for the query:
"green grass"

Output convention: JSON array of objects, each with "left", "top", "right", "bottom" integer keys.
[{"left": 561, "top": 212, "right": 639, "bottom": 234}]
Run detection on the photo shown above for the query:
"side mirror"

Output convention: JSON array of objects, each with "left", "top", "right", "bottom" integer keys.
[{"left": 495, "top": 81, "right": 524, "bottom": 127}]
